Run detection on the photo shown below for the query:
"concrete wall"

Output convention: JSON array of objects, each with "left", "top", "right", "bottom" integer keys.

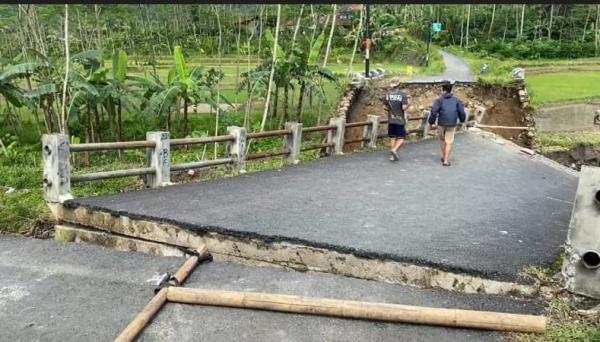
[{"left": 535, "top": 103, "right": 600, "bottom": 132}]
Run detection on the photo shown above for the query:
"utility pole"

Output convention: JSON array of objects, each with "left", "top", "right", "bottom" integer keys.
[{"left": 364, "top": 4, "right": 370, "bottom": 78}]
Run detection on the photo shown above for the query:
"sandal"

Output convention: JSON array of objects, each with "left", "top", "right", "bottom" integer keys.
[{"left": 442, "top": 162, "right": 451, "bottom": 167}]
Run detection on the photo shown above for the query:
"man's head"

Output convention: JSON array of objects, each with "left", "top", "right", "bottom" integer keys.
[{"left": 442, "top": 82, "right": 453, "bottom": 94}]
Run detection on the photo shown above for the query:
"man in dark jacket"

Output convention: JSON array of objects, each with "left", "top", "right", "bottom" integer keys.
[
  {"left": 383, "top": 89, "right": 412, "bottom": 161},
  {"left": 428, "top": 82, "right": 466, "bottom": 166}
]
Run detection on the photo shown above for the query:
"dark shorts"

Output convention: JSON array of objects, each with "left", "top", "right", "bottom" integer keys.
[{"left": 388, "top": 124, "right": 406, "bottom": 139}]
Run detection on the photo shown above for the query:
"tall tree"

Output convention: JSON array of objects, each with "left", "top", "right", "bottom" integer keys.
[
  {"left": 260, "top": 4, "right": 281, "bottom": 131},
  {"left": 548, "top": 4, "right": 554, "bottom": 39},
  {"left": 322, "top": 4, "right": 337, "bottom": 68},
  {"left": 60, "top": 5, "right": 70, "bottom": 134},
  {"left": 465, "top": 5, "right": 471, "bottom": 47},
  {"left": 488, "top": 4, "right": 496, "bottom": 37},
  {"left": 349, "top": 5, "right": 364, "bottom": 73}
]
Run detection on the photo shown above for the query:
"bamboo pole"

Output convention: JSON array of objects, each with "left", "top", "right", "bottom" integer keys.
[
  {"left": 114, "top": 288, "right": 168, "bottom": 342},
  {"left": 166, "top": 288, "right": 547, "bottom": 334},
  {"left": 476, "top": 124, "right": 531, "bottom": 130},
  {"left": 114, "top": 246, "right": 208, "bottom": 342}
]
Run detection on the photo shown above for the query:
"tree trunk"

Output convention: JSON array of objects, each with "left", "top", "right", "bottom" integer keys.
[
  {"left": 296, "top": 81, "right": 305, "bottom": 123},
  {"left": 502, "top": 8, "right": 509, "bottom": 43},
  {"left": 183, "top": 97, "right": 189, "bottom": 136},
  {"left": 167, "top": 109, "right": 171, "bottom": 131},
  {"left": 459, "top": 6, "right": 465, "bottom": 47},
  {"left": 60, "top": 4, "right": 70, "bottom": 135},
  {"left": 235, "top": 11, "right": 242, "bottom": 101},
  {"left": 257, "top": 5, "right": 263, "bottom": 65},
  {"left": 117, "top": 99, "right": 123, "bottom": 141},
  {"left": 582, "top": 6, "right": 592, "bottom": 41},
  {"left": 281, "top": 85, "right": 289, "bottom": 128},
  {"left": 213, "top": 4, "right": 223, "bottom": 159},
  {"left": 272, "top": 86, "right": 279, "bottom": 128},
  {"left": 84, "top": 103, "right": 91, "bottom": 167},
  {"left": 94, "top": 105, "right": 102, "bottom": 142},
  {"left": 488, "top": 4, "right": 496, "bottom": 37},
  {"left": 323, "top": 4, "right": 337, "bottom": 68},
  {"left": 349, "top": 5, "right": 364, "bottom": 73},
  {"left": 260, "top": 4, "right": 281, "bottom": 131},
  {"left": 519, "top": 5, "right": 525, "bottom": 39},
  {"left": 594, "top": 5, "right": 600, "bottom": 57},
  {"left": 465, "top": 5, "right": 471, "bottom": 47},
  {"left": 291, "top": 4, "right": 304, "bottom": 50},
  {"left": 548, "top": 4, "right": 554, "bottom": 39}
]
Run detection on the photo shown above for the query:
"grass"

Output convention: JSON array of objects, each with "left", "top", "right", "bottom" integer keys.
[
  {"left": 538, "top": 132, "right": 600, "bottom": 153},
  {"left": 509, "top": 297, "right": 600, "bottom": 342},
  {"left": 524, "top": 250, "right": 565, "bottom": 285},
  {"left": 511, "top": 251, "right": 600, "bottom": 342},
  {"left": 527, "top": 72, "right": 600, "bottom": 105}
]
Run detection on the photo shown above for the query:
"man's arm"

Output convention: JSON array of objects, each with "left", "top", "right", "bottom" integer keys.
[
  {"left": 457, "top": 99, "right": 466, "bottom": 123},
  {"left": 402, "top": 95, "right": 411, "bottom": 112},
  {"left": 428, "top": 98, "right": 440, "bottom": 125}
]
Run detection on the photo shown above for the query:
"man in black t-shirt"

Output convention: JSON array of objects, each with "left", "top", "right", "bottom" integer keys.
[{"left": 382, "top": 89, "right": 411, "bottom": 161}]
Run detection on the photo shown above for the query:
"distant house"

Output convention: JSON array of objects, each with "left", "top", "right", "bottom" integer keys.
[
  {"left": 240, "top": 16, "right": 259, "bottom": 35},
  {"left": 336, "top": 5, "right": 362, "bottom": 27}
]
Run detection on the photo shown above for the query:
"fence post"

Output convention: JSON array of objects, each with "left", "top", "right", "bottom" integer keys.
[
  {"left": 146, "top": 131, "right": 171, "bottom": 187},
  {"left": 42, "top": 134, "right": 73, "bottom": 203},
  {"left": 327, "top": 116, "right": 346, "bottom": 155},
  {"left": 227, "top": 126, "right": 247, "bottom": 173},
  {"left": 364, "top": 115, "right": 380, "bottom": 148},
  {"left": 422, "top": 110, "right": 432, "bottom": 137},
  {"left": 284, "top": 122, "right": 302, "bottom": 164}
]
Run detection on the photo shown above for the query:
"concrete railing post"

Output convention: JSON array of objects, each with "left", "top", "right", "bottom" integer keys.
[
  {"left": 422, "top": 110, "right": 432, "bottom": 137},
  {"left": 227, "top": 126, "right": 247, "bottom": 173},
  {"left": 460, "top": 108, "right": 473, "bottom": 131},
  {"left": 42, "top": 134, "right": 73, "bottom": 203},
  {"left": 146, "top": 131, "right": 171, "bottom": 187},
  {"left": 327, "top": 116, "right": 346, "bottom": 155},
  {"left": 284, "top": 122, "right": 302, "bottom": 164},
  {"left": 364, "top": 115, "right": 380, "bottom": 148}
]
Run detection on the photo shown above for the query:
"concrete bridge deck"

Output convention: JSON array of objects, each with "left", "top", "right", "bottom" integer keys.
[{"left": 66, "top": 133, "right": 578, "bottom": 282}]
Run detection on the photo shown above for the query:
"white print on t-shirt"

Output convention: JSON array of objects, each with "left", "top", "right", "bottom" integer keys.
[{"left": 387, "top": 94, "right": 403, "bottom": 101}]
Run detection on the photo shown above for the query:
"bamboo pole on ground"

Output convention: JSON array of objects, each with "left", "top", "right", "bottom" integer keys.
[
  {"left": 166, "top": 288, "right": 547, "bottom": 334},
  {"left": 114, "top": 245, "right": 209, "bottom": 342},
  {"left": 476, "top": 124, "right": 531, "bottom": 130}
]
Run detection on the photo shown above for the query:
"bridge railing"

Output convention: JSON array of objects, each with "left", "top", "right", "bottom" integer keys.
[{"left": 42, "top": 112, "right": 438, "bottom": 203}]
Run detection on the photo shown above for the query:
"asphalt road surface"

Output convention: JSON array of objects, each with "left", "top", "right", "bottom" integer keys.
[
  {"left": 69, "top": 133, "right": 578, "bottom": 282},
  {"left": 411, "top": 50, "right": 475, "bottom": 83},
  {"left": 0, "top": 235, "right": 543, "bottom": 342}
]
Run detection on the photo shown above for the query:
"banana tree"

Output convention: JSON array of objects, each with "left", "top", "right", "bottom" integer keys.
[
  {"left": 0, "top": 58, "right": 53, "bottom": 135},
  {"left": 103, "top": 48, "right": 135, "bottom": 141},
  {"left": 291, "top": 29, "right": 336, "bottom": 123},
  {"left": 144, "top": 46, "right": 230, "bottom": 135}
]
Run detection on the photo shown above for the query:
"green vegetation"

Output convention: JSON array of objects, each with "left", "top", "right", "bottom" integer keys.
[
  {"left": 510, "top": 297, "right": 600, "bottom": 342},
  {"left": 538, "top": 132, "right": 600, "bottom": 153},
  {"left": 527, "top": 73, "right": 600, "bottom": 105},
  {"left": 524, "top": 250, "right": 565, "bottom": 285}
]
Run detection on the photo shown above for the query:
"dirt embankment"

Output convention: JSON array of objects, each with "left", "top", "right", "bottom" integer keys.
[
  {"left": 545, "top": 144, "right": 600, "bottom": 170},
  {"left": 344, "top": 82, "right": 529, "bottom": 150}
]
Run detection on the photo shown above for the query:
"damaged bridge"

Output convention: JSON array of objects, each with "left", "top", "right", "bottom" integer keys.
[{"left": 44, "top": 126, "right": 578, "bottom": 298}]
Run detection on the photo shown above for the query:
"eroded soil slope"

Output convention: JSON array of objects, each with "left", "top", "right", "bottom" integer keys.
[{"left": 345, "top": 81, "right": 528, "bottom": 150}]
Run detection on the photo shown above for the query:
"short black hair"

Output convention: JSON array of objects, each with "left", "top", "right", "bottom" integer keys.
[{"left": 442, "top": 83, "right": 453, "bottom": 93}]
